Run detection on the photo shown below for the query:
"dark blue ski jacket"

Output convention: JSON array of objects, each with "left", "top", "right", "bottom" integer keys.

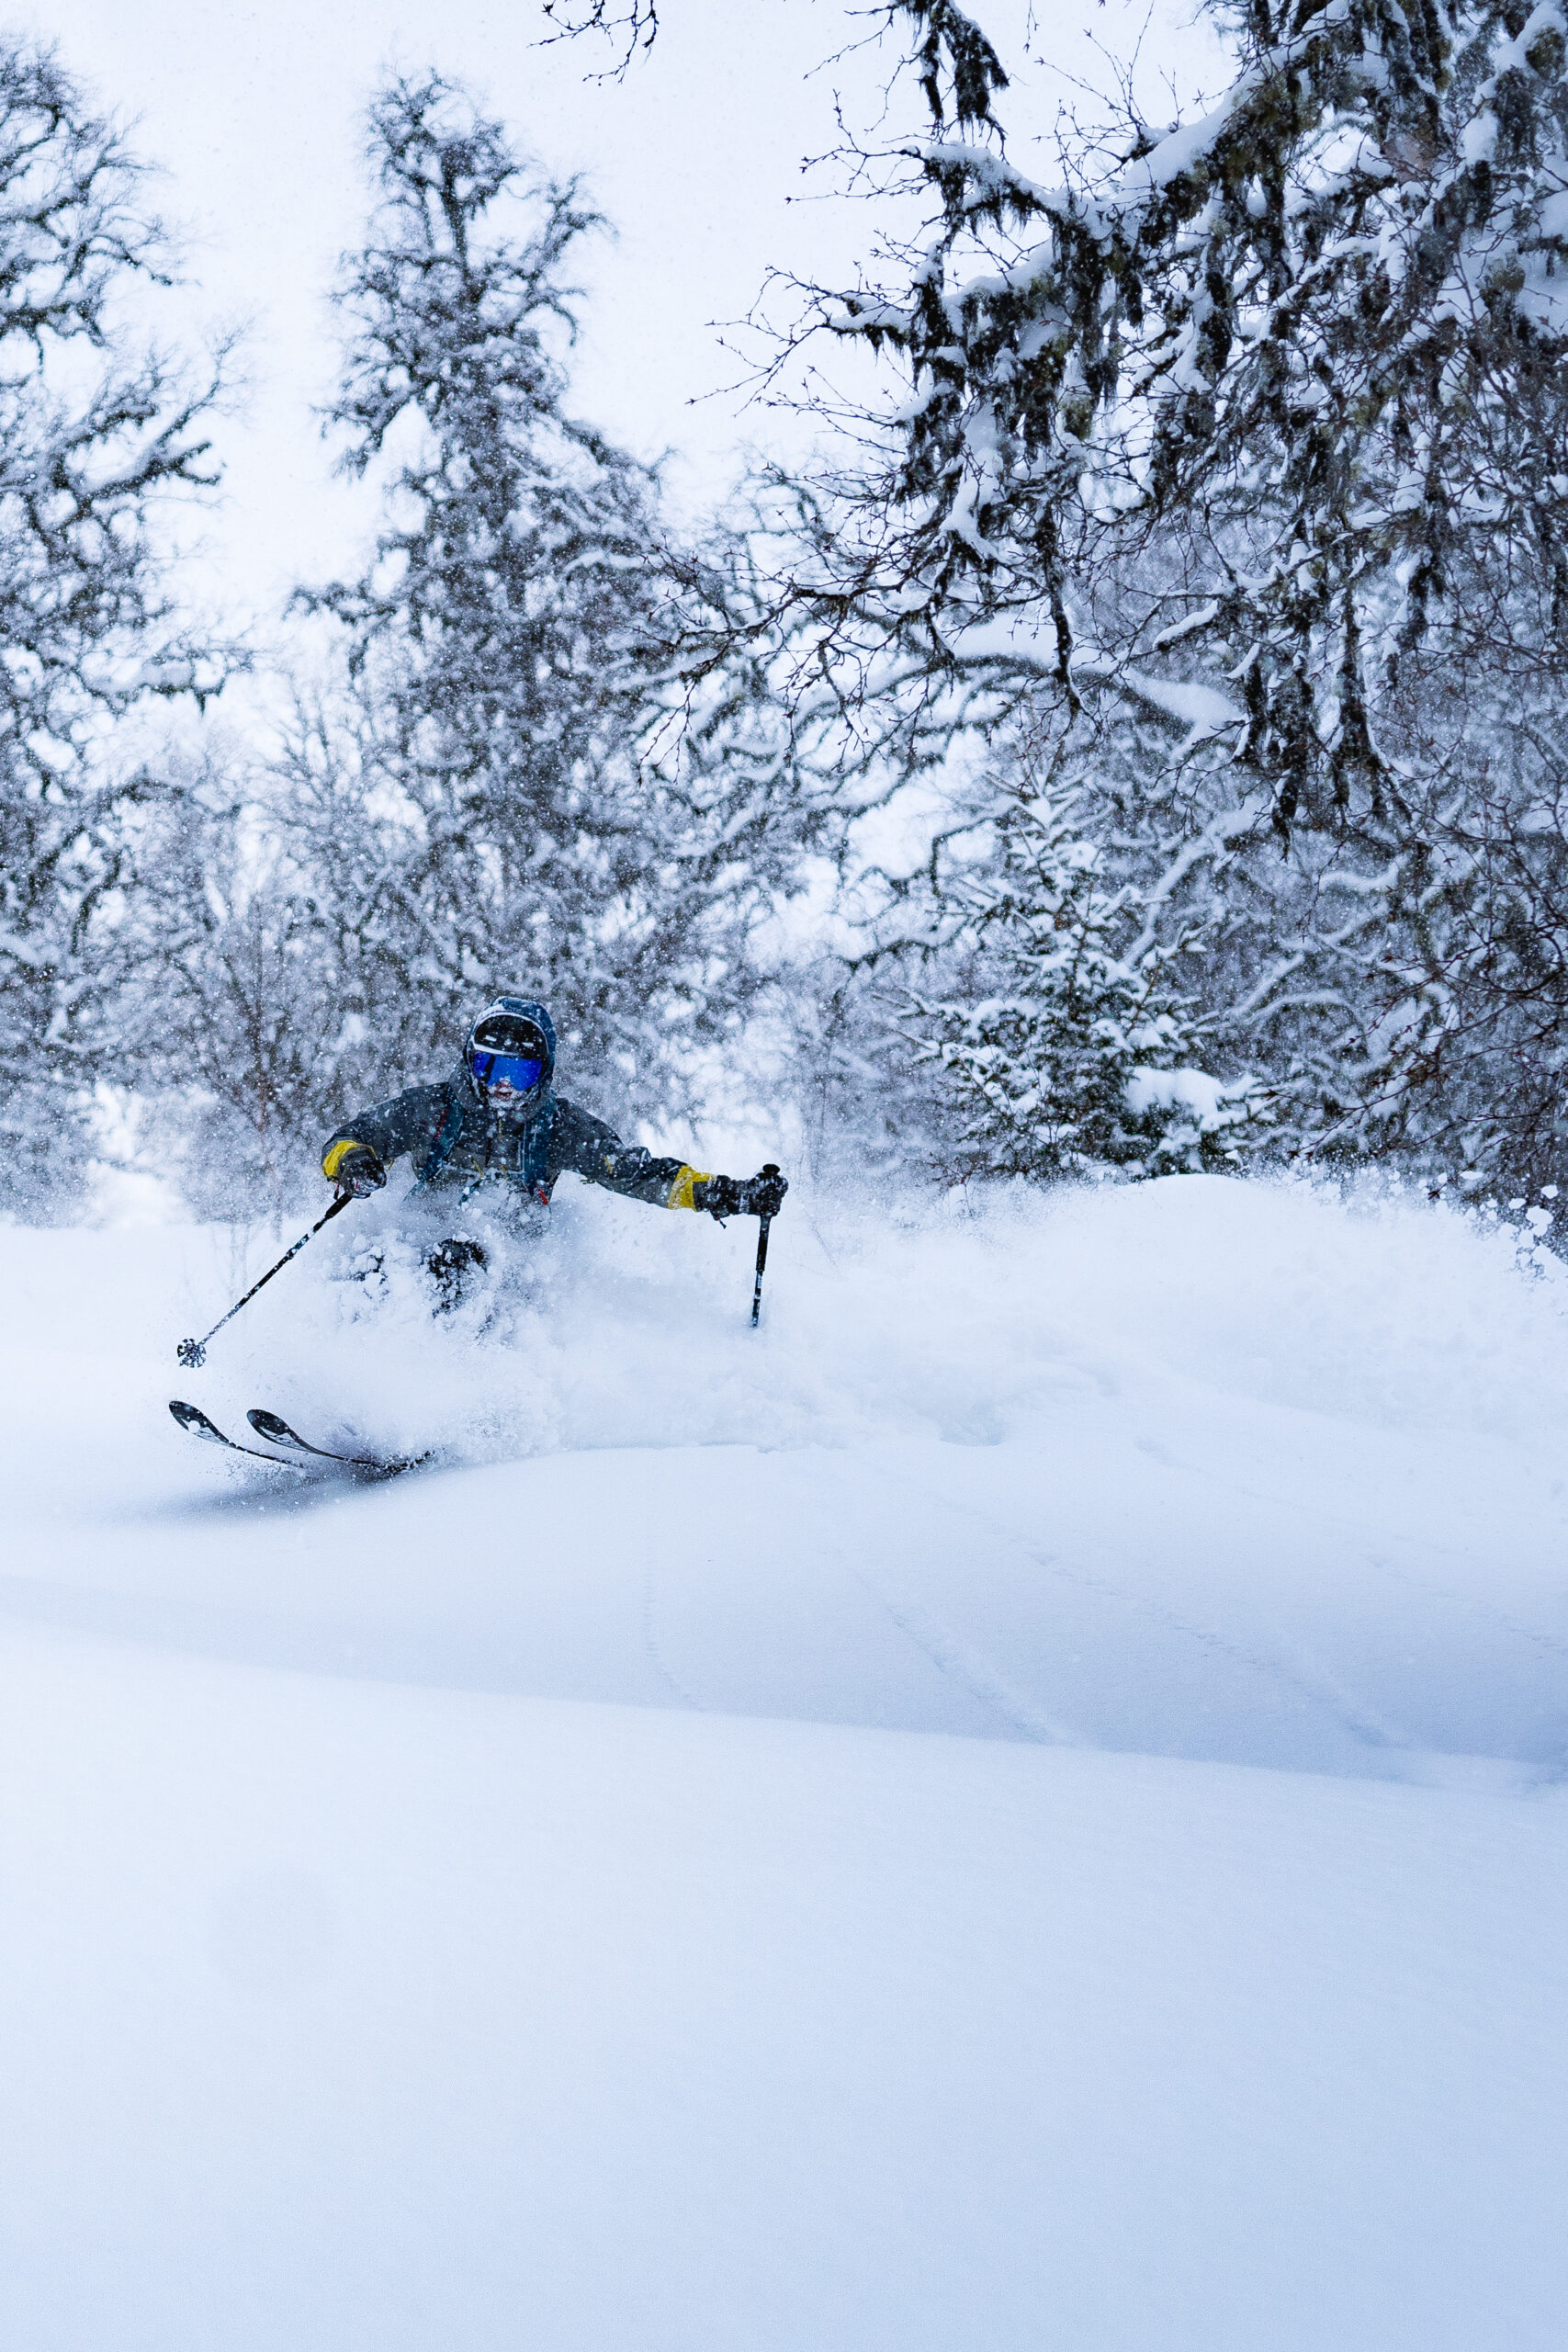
[{"left": 320, "top": 1000, "right": 713, "bottom": 1211}]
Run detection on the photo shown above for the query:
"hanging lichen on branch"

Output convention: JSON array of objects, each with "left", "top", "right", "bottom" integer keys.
[{"left": 804, "top": 0, "right": 1568, "bottom": 835}]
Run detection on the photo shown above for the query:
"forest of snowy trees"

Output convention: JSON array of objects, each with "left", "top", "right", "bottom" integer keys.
[{"left": 4, "top": 0, "right": 1568, "bottom": 1219}]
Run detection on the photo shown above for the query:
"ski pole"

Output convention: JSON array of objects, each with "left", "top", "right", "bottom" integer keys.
[
  {"left": 750, "top": 1165, "right": 779, "bottom": 1329},
  {"left": 176, "top": 1191, "right": 355, "bottom": 1368}
]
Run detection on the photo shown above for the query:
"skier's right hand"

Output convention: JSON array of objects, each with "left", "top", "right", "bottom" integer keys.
[{"left": 333, "top": 1146, "right": 386, "bottom": 1200}]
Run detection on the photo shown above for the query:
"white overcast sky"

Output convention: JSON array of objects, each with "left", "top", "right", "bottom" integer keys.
[{"left": 39, "top": 0, "right": 1224, "bottom": 628}]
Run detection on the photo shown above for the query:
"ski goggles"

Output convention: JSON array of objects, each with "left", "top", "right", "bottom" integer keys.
[{"left": 469, "top": 1048, "right": 544, "bottom": 1093}]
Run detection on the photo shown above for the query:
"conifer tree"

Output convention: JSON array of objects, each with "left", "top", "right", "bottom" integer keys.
[
  {"left": 304, "top": 73, "right": 745, "bottom": 1123},
  {"left": 905, "top": 778, "right": 1269, "bottom": 1180}
]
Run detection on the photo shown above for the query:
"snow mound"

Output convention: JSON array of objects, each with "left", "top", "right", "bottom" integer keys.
[
  {"left": 1034, "top": 1172, "right": 1568, "bottom": 1439},
  {"left": 141, "top": 1169, "right": 1568, "bottom": 1471}
]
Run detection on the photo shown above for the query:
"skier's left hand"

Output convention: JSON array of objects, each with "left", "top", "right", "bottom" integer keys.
[
  {"left": 695, "top": 1167, "right": 787, "bottom": 1220},
  {"left": 741, "top": 1165, "right": 787, "bottom": 1218}
]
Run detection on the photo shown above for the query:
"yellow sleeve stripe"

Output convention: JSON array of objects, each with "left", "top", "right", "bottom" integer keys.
[
  {"left": 322, "top": 1137, "right": 366, "bottom": 1181},
  {"left": 666, "top": 1164, "right": 711, "bottom": 1211}
]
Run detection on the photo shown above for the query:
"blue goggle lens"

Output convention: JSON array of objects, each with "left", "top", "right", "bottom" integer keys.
[{"left": 471, "top": 1050, "right": 543, "bottom": 1092}]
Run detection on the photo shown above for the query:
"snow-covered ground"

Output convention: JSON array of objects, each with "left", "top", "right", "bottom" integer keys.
[{"left": 3, "top": 1172, "right": 1566, "bottom": 2348}]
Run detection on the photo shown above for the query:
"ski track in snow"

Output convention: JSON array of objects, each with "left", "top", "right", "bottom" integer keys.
[{"left": 4, "top": 1171, "right": 1568, "bottom": 2349}]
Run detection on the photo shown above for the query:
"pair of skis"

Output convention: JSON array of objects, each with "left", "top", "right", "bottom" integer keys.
[{"left": 170, "top": 1399, "right": 425, "bottom": 1478}]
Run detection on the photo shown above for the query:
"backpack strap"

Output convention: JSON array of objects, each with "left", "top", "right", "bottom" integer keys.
[
  {"left": 520, "top": 1094, "right": 557, "bottom": 1197},
  {"left": 412, "top": 1089, "right": 465, "bottom": 1191}
]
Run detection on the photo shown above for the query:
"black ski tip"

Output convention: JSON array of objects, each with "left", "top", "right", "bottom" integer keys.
[
  {"left": 245, "top": 1406, "right": 427, "bottom": 1478},
  {"left": 170, "top": 1398, "right": 225, "bottom": 1443},
  {"left": 247, "top": 1408, "right": 312, "bottom": 1453}
]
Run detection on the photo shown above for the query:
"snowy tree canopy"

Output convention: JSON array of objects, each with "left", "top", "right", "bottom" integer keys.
[
  {"left": 785, "top": 0, "right": 1568, "bottom": 835},
  {"left": 12, "top": 7, "right": 1568, "bottom": 1213}
]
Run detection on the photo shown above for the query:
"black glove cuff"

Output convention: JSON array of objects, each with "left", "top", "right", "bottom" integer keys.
[{"left": 694, "top": 1174, "right": 743, "bottom": 1219}]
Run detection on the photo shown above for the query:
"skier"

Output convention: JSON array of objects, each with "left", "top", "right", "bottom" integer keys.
[{"left": 320, "top": 994, "right": 787, "bottom": 1304}]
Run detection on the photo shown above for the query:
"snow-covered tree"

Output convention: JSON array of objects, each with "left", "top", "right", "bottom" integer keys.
[
  {"left": 300, "top": 73, "right": 756, "bottom": 1128},
  {"left": 0, "top": 41, "right": 228, "bottom": 1213},
  {"left": 101, "top": 745, "right": 354, "bottom": 1216},
  {"left": 1303, "top": 706, "right": 1568, "bottom": 1190},
  {"left": 894, "top": 737, "right": 1270, "bottom": 1178}
]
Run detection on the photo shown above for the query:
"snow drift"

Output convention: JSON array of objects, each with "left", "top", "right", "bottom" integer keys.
[{"left": 3, "top": 1170, "right": 1566, "bottom": 2350}]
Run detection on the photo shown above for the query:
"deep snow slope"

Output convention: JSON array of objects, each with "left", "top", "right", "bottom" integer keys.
[{"left": 3, "top": 1173, "right": 1567, "bottom": 2349}]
